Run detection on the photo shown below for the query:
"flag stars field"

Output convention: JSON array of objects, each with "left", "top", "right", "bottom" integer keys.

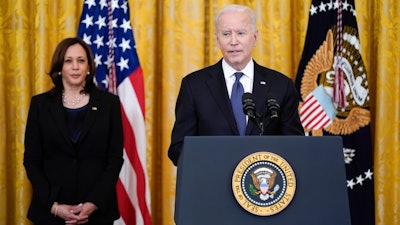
[
  {"left": 79, "top": 2, "right": 137, "bottom": 89},
  {"left": 81, "top": 15, "right": 94, "bottom": 28},
  {"left": 119, "top": 38, "right": 131, "bottom": 52},
  {"left": 310, "top": 0, "right": 355, "bottom": 16},
  {"left": 347, "top": 169, "right": 374, "bottom": 190},
  {"left": 120, "top": 19, "right": 132, "bottom": 33},
  {"left": 117, "top": 57, "right": 130, "bottom": 71},
  {"left": 95, "top": 16, "right": 107, "bottom": 30}
]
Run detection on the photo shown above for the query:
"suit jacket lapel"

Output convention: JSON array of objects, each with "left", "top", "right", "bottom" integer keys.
[
  {"left": 78, "top": 89, "right": 100, "bottom": 143},
  {"left": 50, "top": 92, "right": 72, "bottom": 144},
  {"left": 247, "top": 62, "right": 271, "bottom": 135},
  {"left": 49, "top": 89, "right": 100, "bottom": 147},
  {"left": 205, "top": 61, "right": 239, "bottom": 134}
]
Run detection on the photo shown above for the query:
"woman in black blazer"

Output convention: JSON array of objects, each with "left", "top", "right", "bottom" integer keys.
[{"left": 24, "top": 37, "right": 124, "bottom": 225}]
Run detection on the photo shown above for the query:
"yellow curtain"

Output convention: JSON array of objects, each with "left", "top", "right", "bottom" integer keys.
[{"left": 0, "top": 0, "right": 398, "bottom": 225}]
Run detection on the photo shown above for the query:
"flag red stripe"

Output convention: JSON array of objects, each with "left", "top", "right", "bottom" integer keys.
[
  {"left": 300, "top": 97, "right": 318, "bottom": 117},
  {"left": 300, "top": 98, "right": 320, "bottom": 123},
  {"left": 309, "top": 112, "right": 328, "bottom": 129},
  {"left": 302, "top": 93, "right": 316, "bottom": 105},
  {"left": 303, "top": 107, "right": 324, "bottom": 128},
  {"left": 129, "top": 67, "right": 145, "bottom": 117},
  {"left": 116, "top": 179, "right": 137, "bottom": 224},
  {"left": 121, "top": 106, "right": 152, "bottom": 225}
]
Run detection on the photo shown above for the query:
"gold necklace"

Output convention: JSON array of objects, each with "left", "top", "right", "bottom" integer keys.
[{"left": 62, "top": 91, "right": 86, "bottom": 106}]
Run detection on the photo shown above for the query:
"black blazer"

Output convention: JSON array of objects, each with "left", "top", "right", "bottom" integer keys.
[
  {"left": 168, "top": 60, "right": 304, "bottom": 166},
  {"left": 24, "top": 88, "right": 124, "bottom": 224}
]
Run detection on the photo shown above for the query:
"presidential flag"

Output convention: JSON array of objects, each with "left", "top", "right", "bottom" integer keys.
[
  {"left": 77, "top": 0, "right": 152, "bottom": 224},
  {"left": 295, "top": 0, "right": 375, "bottom": 224}
]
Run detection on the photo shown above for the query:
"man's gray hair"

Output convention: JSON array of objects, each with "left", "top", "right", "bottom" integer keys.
[{"left": 214, "top": 4, "right": 257, "bottom": 33}]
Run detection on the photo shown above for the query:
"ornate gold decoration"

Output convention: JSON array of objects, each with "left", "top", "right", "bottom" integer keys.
[
  {"left": 232, "top": 152, "right": 296, "bottom": 216},
  {"left": 299, "top": 29, "right": 370, "bottom": 136},
  {"left": 325, "top": 107, "right": 370, "bottom": 135},
  {"left": 300, "top": 30, "right": 334, "bottom": 100}
]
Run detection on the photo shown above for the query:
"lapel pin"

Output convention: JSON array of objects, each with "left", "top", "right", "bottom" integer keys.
[
  {"left": 260, "top": 81, "right": 266, "bottom": 85},
  {"left": 92, "top": 107, "right": 97, "bottom": 111}
]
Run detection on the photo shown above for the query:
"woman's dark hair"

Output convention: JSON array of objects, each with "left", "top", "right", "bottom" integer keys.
[{"left": 48, "top": 37, "right": 96, "bottom": 94}]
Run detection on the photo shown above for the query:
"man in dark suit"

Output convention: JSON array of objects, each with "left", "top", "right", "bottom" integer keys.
[{"left": 168, "top": 4, "right": 304, "bottom": 166}]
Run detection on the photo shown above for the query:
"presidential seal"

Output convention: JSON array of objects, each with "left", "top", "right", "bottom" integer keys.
[{"left": 232, "top": 152, "right": 296, "bottom": 216}]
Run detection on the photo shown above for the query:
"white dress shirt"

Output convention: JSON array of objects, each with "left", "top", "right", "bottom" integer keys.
[{"left": 222, "top": 59, "right": 254, "bottom": 98}]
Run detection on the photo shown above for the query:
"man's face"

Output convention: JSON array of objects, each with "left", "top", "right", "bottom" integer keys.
[{"left": 216, "top": 10, "right": 258, "bottom": 71}]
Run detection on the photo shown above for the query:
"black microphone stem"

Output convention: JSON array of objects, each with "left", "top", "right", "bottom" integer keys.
[{"left": 258, "top": 120, "right": 264, "bottom": 136}]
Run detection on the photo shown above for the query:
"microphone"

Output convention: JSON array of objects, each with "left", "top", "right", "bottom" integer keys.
[
  {"left": 266, "top": 97, "right": 280, "bottom": 119},
  {"left": 242, "top": 93, "right": 257, "bottom": 120},
  {"left": 242, "top": 92, "right": 264, "bottom": 135}
]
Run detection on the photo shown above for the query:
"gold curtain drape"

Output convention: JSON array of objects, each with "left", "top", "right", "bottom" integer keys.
[{"left": 0, "top": 0, "right": 399, "bottom": 225}]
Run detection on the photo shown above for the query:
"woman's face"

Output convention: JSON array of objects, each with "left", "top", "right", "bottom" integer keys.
[{"left": 61, "top": 43, "right": 89, "bottom": 89}]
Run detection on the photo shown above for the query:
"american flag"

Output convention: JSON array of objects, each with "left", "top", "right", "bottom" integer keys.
[{"left": 77, "top": 0, "right": 152, "bottom": 225}]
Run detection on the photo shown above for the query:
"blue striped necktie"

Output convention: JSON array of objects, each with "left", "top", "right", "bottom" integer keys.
[{"left": 231, "top": 72, "right": 246, "bottom": 136}]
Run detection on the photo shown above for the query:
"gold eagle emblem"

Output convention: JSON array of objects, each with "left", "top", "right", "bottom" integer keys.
[
  {"left": 299, "top": 29, "right": 370, "bottom": 136},
  {"left": 250, "top": 167, "right": 279, "bottom": 200}
]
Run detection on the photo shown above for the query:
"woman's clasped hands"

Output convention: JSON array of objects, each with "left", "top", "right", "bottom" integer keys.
[{"left": 52, "top": 202, "right": 98, "bottom": 224}]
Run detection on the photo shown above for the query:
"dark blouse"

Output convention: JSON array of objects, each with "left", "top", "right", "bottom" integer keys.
[{"left": 64, "top": 104, "right": 89, "bottom": 143}]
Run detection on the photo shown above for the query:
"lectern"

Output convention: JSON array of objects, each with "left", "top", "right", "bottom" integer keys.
[{"left": 174, "top": 136, "right": 351, "bottom": 225}]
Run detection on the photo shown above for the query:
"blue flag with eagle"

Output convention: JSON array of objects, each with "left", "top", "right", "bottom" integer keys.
[{"left": 295, "top": 0, "right": 375, "bottom": 224}]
